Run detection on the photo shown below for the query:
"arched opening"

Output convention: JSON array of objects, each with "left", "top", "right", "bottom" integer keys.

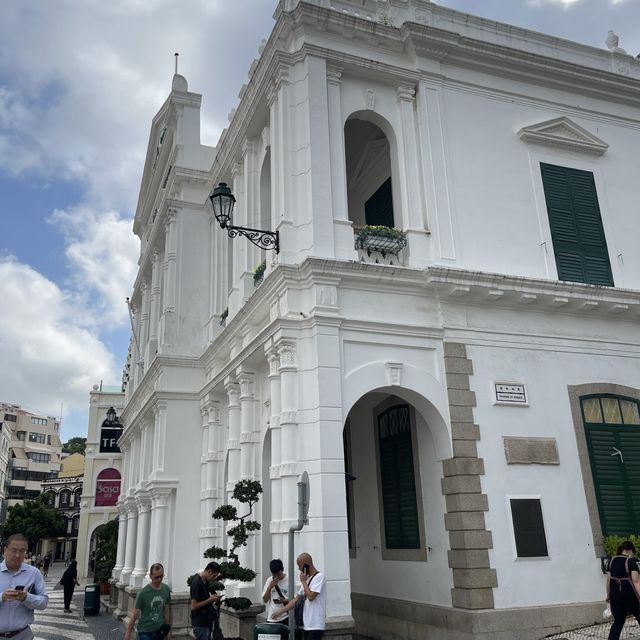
[
  {"left": 344, "top": 389, "right": 451, "bottom": 614},
  {"left": 344, "top": 115, "right": 396, "bottom": 229}
]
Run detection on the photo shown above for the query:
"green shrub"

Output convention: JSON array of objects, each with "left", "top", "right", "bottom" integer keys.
[{"left": 603, "top": 534, "right": 640, "bottom": 557}]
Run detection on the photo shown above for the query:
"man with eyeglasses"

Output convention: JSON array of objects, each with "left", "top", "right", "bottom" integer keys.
[
  {"left": 0, "top": 533, "right": 48, "bottom": 640},
  {"left": 125, "top": 563, "right": 172, "bottom": 640}
]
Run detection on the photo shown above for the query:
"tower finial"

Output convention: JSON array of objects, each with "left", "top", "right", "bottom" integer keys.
[{"left": 174, "top": 52, "right": 179, "bottom": 75}]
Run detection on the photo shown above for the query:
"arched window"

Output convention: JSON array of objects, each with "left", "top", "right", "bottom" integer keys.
[
  {"left": 45, "top": 491, "right": 56, "bottom": 508},
  {"left": 581, "top": 394, "right": 640, "bottom": 535},
  {"left": 59, "top": 489, "right": 71, "bottom": 508},
  {"left": 74, "top": 488, "right": 82, "bottom": 507},
  {"left": 95, "top": 468, "right": 121, "bottom": 507}
]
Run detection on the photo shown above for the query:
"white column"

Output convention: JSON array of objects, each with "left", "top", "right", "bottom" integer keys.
[
  {"left": 130, "top": 493, "right": 152, "bottom": 587},
  {"left": 327, "top": 65, "right": 356, "bottom": 261},
  {"left": 113, "top": 500, "right": 128, "bottom": 582},
  {"left": 152, "top": 401, "right": 167, "bottom": 476},
  {"left": 225, "top": 380, "right": 241, "bottom": 498},
  {"left": 148, "top": 488, "right": 172, "bottom": 581},
  {"left": 200, "top": 400, "right": 222, "bottom": 558},
  {"left": 120, "top": 497, "right": 138, "bottom": 585},
  {"left": 397, "top": 82, "right": 430, "bottom": 267},
  {"left": 278, "top": 341, "right": 299, "bottom": 531},
  {"left": 147, "top": 248, "right": 162, "bottom": 360},
  {"left": 270, "top": 64, "right": 292, "bottom": 265},
  {"left": 135, "top": 280, "right": 149, "bottom": 385},
  {"left": 241, "top": 138, "right": 260, "bottom": 300},
  {"left": 266, "top": 346, "right": 283, "bottom": 560},
  {"left": 238, "top": 372, "right": 256, "bottom": 481},
  {"left": 160, "top": 208, "right": 177, "bottom": 349}
]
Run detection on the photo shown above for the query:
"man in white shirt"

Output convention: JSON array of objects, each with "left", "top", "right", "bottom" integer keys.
[
  {"left": 273, "top": 553, "right": 326, "bottom": 639},
  {"left": 261, "top": 559, "right": 288, "bottom": 623}
]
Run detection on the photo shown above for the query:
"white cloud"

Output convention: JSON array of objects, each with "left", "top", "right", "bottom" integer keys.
[
  {"left": 48, "top": 207, "right": 139, "bottom": 325},
  {"left": 0, "top": 257, "right": 119, "bottom": 418},
  {"left": 0, "top": 0, "right": 275, "bottom": 212}
]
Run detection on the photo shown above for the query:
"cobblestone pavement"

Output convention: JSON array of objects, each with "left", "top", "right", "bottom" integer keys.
[{"left": 32, "top": 563, "right": 124, "bottom": 640}]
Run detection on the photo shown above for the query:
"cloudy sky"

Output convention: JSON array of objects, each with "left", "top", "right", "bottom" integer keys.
[{"left": 0, "top": 0, "right": 638, "bottom": 441}]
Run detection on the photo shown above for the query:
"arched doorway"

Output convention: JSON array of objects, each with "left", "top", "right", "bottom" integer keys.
[{"left": 344, "top": 389, "right": 452, "bottom": 610}]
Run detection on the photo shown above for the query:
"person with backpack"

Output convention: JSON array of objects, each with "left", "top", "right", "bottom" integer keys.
[
  {"left": 59, "top": 559, "right": 79, "bottom": 613},
  {"left": 262, "top": 559, "right": 289, "bottom": 623},
  {"left": 606, "top": 540, "right": 640, "bottom": 640}
]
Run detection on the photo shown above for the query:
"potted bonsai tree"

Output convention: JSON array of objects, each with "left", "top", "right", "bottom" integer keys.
[{"left": 188, "top": 479, "right": 263, "bottom": 637}]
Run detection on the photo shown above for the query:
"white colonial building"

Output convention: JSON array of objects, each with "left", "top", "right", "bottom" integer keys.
[{"left": 114, "top": 1, "right": 640, "bottom": 638}]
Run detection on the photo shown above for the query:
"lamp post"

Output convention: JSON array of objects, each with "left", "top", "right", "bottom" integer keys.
[{"left": 209, "top": 182, "right": 279, "bottom": 253}]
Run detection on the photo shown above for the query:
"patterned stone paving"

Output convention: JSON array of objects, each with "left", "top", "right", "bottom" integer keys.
[{"left": 31, "top": 563, "right": 124, "bottom": 640}]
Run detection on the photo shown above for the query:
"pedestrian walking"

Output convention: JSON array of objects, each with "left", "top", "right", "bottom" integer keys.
[
  {"left": 42, "top": 553, "right": 51, "bottom": 577},
  {"left": 124, "top": 563, "right": 171, "bottom": 640},
  {"left": 35, "top": 554, "right": 42, "bottom": 571},
  {"left": 606, "top": 540, "right": 640, "bottom": 640},
  {"left": 0, "top": 533, "right": 49, "bottom": 639},
  {"left": 59, "top": 559, "right": 79, "bottom": 613}
]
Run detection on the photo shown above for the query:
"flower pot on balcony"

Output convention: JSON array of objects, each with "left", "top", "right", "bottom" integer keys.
[{"left": 354, "top": 226, "right": 407, "bottom": 257}]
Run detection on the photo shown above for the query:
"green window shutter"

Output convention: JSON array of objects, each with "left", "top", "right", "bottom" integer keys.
[
  {"left": 378, "top": 405, "right": 420, "bottom": 549},
  {"left": 583, "top": 395, "right": 640, "bottom": 536},
  {"left": 540, "top": 163, "right": 613, "bottom": 286}
]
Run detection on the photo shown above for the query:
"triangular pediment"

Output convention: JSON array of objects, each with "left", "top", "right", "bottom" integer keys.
[{"left": 518, "top": 117, "right": 609, "bottom": 156}]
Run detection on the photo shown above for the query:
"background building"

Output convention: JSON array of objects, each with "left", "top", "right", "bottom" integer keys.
[
  {"left": 114, "top": 1, "right": 640, "bottom": 638},
  {"left": 0, "top": 423, "right": 12, "bottom": 533},
  {"left": 1, "top": 402, "right": 62, "bottom": 508},
  {"left": 76, "top": 385, "right": 123, "bottom": 581},
  {"left": 41, "top": 453, "right": 84, "bottom": 560}
]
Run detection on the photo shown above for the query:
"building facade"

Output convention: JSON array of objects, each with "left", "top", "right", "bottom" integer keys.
[
  {"left": 1, "top": 402, "right": 62, "bottom": 508},
  {"left": 114, "top": 1, "right": 640, "bottom": 638},
  {"left": 41, "top": 453, "right": 84, "bottom": 560},
  {"left": 0, "top": 423, "right": 12, "bottom": 531},
  {"left": 76, "top": 385, "right": 124, "bottom": 581}
]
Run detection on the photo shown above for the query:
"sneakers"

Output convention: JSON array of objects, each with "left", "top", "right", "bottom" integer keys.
[{"left": 64, "top": 609, "right": 72, "bottom": 613}]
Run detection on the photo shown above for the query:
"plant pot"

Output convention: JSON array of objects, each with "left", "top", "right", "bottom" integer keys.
[{"left": 354, "top": 227, "right": 407, "bottom": 257}]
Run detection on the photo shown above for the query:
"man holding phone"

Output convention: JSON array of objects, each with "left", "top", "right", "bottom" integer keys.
[
  {"left": 273, "top": 553, "right": 327, "bottom": 639},
  {"left": 0, "top": 534, "right": 48, "bottom": 639},
  {"left": 262, "top": 558, "right": 288, "bottom": 623}
]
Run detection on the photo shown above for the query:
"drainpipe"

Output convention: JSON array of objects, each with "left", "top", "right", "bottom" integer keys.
[{"left": 288, "top": 479, "right": 307, "bottom": 639}]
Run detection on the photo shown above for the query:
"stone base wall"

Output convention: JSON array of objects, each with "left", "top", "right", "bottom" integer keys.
[{"left": 352, "top": 592, "right": 604, "bottom": 640}]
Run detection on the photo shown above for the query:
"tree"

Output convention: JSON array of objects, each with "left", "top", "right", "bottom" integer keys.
[
  {"left": 62, "top": 437, "right": 87, "bottom": 455},
  {"left": 189, "top": 479, "right": 263, "bottom": 611},
  {"left": 4, "top": 496, "right": 65, "bottom": 549},
  {"left": 94, "top": 517, "right": 119, "bottom": 582}
]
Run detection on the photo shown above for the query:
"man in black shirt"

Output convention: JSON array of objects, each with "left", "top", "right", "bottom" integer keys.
[{"left": 190, "top": 562, "right": 222, "bottom": 640}]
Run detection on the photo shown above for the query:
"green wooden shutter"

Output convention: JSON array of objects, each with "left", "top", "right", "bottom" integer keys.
[
  {"left": 540, "top": 163, "right": 613, "bottom": 286},
  {"left": 378, "top": 405, "right": 420, "bottom": 549},
  {"left": 586, "top": 425, "right": 632, "bottom": 535}
]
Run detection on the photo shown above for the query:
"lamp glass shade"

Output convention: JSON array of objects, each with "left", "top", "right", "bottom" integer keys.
[
  {"left": 210, "top": 182, "right": 236, "bottom": 228},
  {"left": 106, "top": 407, "right": 117, "bottom": 424}
]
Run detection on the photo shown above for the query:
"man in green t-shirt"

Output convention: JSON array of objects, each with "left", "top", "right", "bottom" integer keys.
[{"left": 125, "top": 563, "right": 172, "bottom": 640}]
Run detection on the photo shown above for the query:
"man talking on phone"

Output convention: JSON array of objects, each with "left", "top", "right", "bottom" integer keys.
[
  {"left": 0, "top": 534, "right": 48, "bottom": 640},
  {"left": 273, "top": 552, "right": 326, "bottom": 639}
]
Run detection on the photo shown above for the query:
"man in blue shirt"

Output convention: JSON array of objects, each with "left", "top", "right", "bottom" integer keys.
[{"left": 0, "top": 534, "right": 48, "bottom": 639}]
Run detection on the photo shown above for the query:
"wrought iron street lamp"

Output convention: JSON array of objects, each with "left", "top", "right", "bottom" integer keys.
[
  {"left": 105, "top": 407, "right": 118, "bottom": 424},
  {"left": 209, "top": 182, "right": 279, "bottom": 253}
]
